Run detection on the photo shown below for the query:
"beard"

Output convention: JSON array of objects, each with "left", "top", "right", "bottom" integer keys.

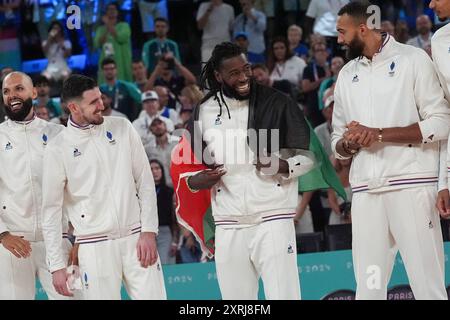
[
  {"left": 4, "top": 97, "right": 34, "bottom": 122},
  {"left": 345, "top": 36, "right": 366, "bottom": 60},
  {"left": 222, "top": 81, "right": 251, "bottom": 101}
]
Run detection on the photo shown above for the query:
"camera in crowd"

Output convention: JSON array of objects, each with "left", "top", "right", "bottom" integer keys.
[{"left": 158, "top": 53, "right": 175, "bottom": 70}]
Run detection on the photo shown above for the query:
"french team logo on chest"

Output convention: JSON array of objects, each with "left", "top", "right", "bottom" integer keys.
[
  {"left": 42, "top": 134, "right": 48, "bottom": 146},
  {"left": 388, "top": 61, "right": 396, "bottom": 77},
  {"left": 106, "top": 131, "right": 116, "bottom": 145}
]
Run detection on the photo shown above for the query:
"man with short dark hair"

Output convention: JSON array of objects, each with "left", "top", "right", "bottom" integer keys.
[
  {"left": 332, "top": 1, "right": 450, "bottom": 300},
  {"left": 33, "top": 75, "right": 62, "bottom": 120},
  {"left": 41, "top": 74, "right": 166, "bottom": 300},
  {"left": 99, "top": 58, "right": 142, "bottom": 121},
  {"left": 132, "top": 59, "right": 149, "bottom": 92},
  {"left": 142, "top": 17, "right": 181, "bottom": 75}
]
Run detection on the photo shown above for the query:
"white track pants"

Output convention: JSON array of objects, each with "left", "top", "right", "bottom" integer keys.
[
  {"left": 351, "top": 186, "right": 447, "bottom": 300},
  {"left": 0, "top": 239, "right": 72, "bottom": 300},
  {"left": 78, "top": 232, "right": 167, "bottom": 300},
  {"left": 215, "top": 219, "right": 301, "bottom": 300}
]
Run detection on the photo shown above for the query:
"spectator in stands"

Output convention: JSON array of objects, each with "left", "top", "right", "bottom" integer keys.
[
  {"left": 138, "top": 0, "right": 168, "bottom": 39},
  {"left": 288, "top": 24, "right": 309, "bottom": 62},
  {"left": 94, "top": 2, "right": 133, "bottom": 84},
  {"left": 41, "top": 21, "right": 71, "bottom": 82},
  {"left": 145, "top": 117, "right": 180, "bottom": 188},
  {"left": 99, "top": 58, "right": 141, "bottom": 121},
  {"left": 318, "top": 56, "right": 344, "bottom": 111},
  {"left": 251, "top": 63, "right": 296, "bottom": 100},
  {"left": 0, "top": 67, "right": 14, "bottom": 120},
  {"left": 407, "top": 15, "right": 433, "bottom": 56},
  {"left": 254, "top": 0, "right": 275, "bottom": 41},
  {"left": 154, "top": 85, "right": 180, "bottom": 126},
  {"left": 233, "top": 31, "right": 265, "bottom": 64},
  {"left": 283, "top": 0, "right": 302, "bottom": 29},
  {"left": 35, "top": 105, "right": 50, "bottom": 121},
  {"left": 197, "top": 0, "right": 235, "bottom": 62},
  {"left": 178, "top": 108, "right": 193, "bottom": 129},
  {"left": 142, "top": 17, "right": 180, "bottom": 75},
  {"left": 133, "top": 90, "right": 174, "bottom": 147},
  {"left": 34, "top": 0, "right": 66, "bottom": 42},
  {"left": 381, "top": 20, "right": 395, "bottom": 36},
  {"left": 150, "top": 159, "right": 179, "bottom": 264},
  {"left": 315, "top": 86, "right": 335, "bottom": 158},
  {"left": 305, "top": 0, "right": 349, "bottom": 56},
  {"left": 233, "top": 0, "right": 266, "bottom": 64},
  {"left": 0, "top": 66, "right": 13, "bottom": 81},
  {"left": 179, "top": 84, "right": 204, "bottom": 110},
  {"left": 178, "top": 227, "right": 202, "bottom": 263},
  {"left": 294, "top": 193, "right": 315, "bottom": 234},
  {"left": 267, "top": 37, "right": 306, "bottom": 92},
  {"left": 395, "top": 20, "right": 410, "bottom": 44},
  {"left": 100, "top": 89, "right": 128, "bottom": 119},
  {"left": 132, "top": 59, "right": 149, "bottom": 93},
  {"left": 302, "top": 41, "right": 331, "bottom": 127},
  {"left": 328, "top": 157, "right": 352, "bottom": 226},
  {"left": 146, "top": 52, "right": 197, "bottom": 102},
  {"left": 33, "top": 75, "right": 62, "bottom": 120}
]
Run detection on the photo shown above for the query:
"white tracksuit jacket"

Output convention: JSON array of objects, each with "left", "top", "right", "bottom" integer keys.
[
  {"left": 197, "top": 95, "right": 315, "bottom": 227},
  {"left": 41, "top": 116, "right": 158, "bottom": 272},
  {"left": 0, "top": 116, "right": 65, "bottom": 241},
  {"left": 331, "top": 35, "right": 450, "bottom": 194},
  {"left": 431, "top": 23, "right": 450, "bottom": 190}
]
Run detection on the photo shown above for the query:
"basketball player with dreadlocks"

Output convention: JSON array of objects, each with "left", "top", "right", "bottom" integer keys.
[{"left": 172, "top": 42, "right": 316, "bottom": 299}]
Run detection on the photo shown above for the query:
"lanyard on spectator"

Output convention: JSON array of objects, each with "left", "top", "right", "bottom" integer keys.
[{"left": 275, "top": 62, "right": 285, "bottom": 78}]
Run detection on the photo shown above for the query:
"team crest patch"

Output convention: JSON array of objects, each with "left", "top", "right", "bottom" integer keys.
[
  {"left": 389, "top": 61, "right": 396, "bottom": 77},
  {"left": 42, "top": 134, "right": 48, "bottom": 146},
  {"left": 83, "top": 273, "right": 89, "bottom": 290},
  {"left": 352, "top": 75, "right": 359, "bottom": 83},
  {"left": 106, "top": 131, "right": 116, "bottom": 144}
]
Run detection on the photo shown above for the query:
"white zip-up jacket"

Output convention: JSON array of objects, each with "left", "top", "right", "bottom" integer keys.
[
  {"left": 431, "top": 23, "right": 450, "bottom": 190},
  {"left": 332, "top": 35, "right": 450, "bottom": 194},
  {"left": 197, "top": 95, "right": 314, "bottom": 227},
  {"left": 41, "top": 116, "right": 158, "bottom": 272},
  {"left": 0, "top": 116, "right": 65, "bottom": 241}
]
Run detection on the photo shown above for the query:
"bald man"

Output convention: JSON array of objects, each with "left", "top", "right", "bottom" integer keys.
[
  {"left": 0, "top": 72, "right": 71, "bottom": 299},
  {"left": 407, "top": 15, "right": 433, "bottom": 56}
]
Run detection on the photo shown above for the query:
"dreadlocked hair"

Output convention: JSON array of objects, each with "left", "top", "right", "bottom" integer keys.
[{"left": 199, "top": 42, "right": 245, "bottom": 120}]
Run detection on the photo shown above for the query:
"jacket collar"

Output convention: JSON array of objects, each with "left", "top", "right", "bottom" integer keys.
[
  {"left": 67, "top": 116, "right": 97, "bottom": 136},
  {"left": 358, "top": 33, "right": 394, "bottom": 65},
  {"left": 6, "top": 113, "right": 41, "bottom": 130}
]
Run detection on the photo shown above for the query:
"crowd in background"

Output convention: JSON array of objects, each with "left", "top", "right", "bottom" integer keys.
[{"left": 0, "top": 0, "right": 448, "bottom": 264}]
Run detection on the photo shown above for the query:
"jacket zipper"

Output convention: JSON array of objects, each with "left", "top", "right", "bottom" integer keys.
[
  {"left": 24, "top": 125, "right": 38, "bottom": 240},
  {"left": 90, "top": 127, "right": 122, "bottom": 238}
]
